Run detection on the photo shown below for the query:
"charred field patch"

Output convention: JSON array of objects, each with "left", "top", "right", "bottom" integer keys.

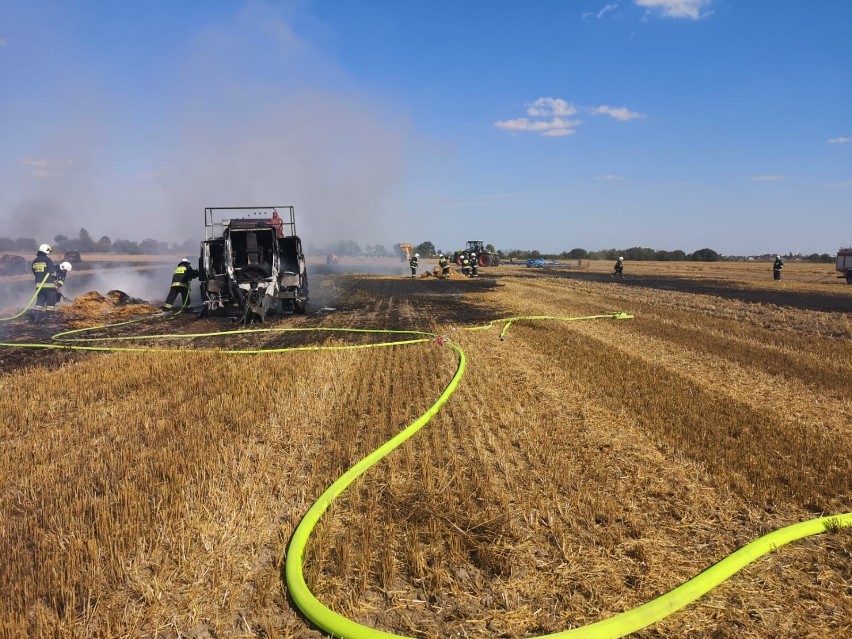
[{"left": 511, "top": 267, "right": 851, "bottom": 313}]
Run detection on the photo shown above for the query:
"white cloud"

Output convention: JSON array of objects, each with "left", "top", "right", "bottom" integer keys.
[
  {"left": 596, "top": 174, "right": 625, "bottom": 181},
  {"left": 635, "top": 0, "right": 712, "bottom": 20},
  {"left": 494, "top": 117, "right": 582, "bottom": 137},
  {"left": 827, "top": 136, "right": 851, "bottom": 144},
  {"left": 583, "top": 4, "right": 619, "bottom": 20},
  {"left": 0, "top": 36, "right": 7, "bottom": 46},
  {"left": 19, "top": 157, "right": 74, "bottom": 178},
  {"left": 747, "top": 175, "right": 787, "bottom": 182},
  {"left": 495, "top": 97, "right": 583, "bottom": 136},
  {"left": 527, "top": 97, "right": 577, "bottom": 117},
  {"left": 495, "top": 97, "right": 642, "bottom": 137},
  {"left": 589, "top": 105, "right": 646, "bottom": 121}
]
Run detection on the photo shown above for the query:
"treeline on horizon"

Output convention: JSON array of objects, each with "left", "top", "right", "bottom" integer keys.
[
  {"left": 0, "top": 230, "right": 837, "bottom": 264},
  {"left": 327, "top": 241, "right": 836, "bottom": 263},
  {"left": 499, "top": 246, "right": 837, "bottom": 263},
  {"left": 0, "top": 228, "right": 197, "bottom": 256}
]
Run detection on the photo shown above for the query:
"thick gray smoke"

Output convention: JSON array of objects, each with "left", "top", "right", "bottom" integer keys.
[{"left": 0, "top": 2, "right": 410, "bottom": 252}]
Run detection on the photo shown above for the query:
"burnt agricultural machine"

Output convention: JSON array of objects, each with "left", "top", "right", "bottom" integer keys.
[
  {"left": 199, "top": 206, "right": 308, "bottom": 322},
  {"left": 454, "top": 240, "right": 500, "bottom": 267}
]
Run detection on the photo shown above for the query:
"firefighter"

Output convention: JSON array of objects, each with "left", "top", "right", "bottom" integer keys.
[
  {"left": 461, "top": 254, "right": 471, "bottom": 277},
  {"left": 438, "top": 253, "right": 450, "bottom": 279},
  {"left": 773, "top": 255, "right": 783, "bottom": 281},
  {"left": 470, "top": 254, "right": 479, "bottom": 278},
  {"left": 162, "top": 258, "right": 199, "bottom": 311},
  {"left": 55, "top": 261, "right": 73, "bottom": 302},
  {"left": 409, "top": 253, "right": 419, "bottom": 278},
  {"left": 31, "top": 243, "right": 58, "bottom": 321},
  {"left": 612, "top": 256, "right": 624, "bottom": 278}
]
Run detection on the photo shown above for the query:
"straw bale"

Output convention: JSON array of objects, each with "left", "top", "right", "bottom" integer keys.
[{"left": 56, "top": 290, "right": 160, "bottom": 326}]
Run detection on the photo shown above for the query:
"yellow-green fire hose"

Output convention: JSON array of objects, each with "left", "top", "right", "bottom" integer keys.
[{"left": 0, "top": 271, "right": 50, "bottom": 322}]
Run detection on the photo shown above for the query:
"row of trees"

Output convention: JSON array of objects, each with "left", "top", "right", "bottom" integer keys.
[
  {"left": 0, "top": 229, "right": 197, "bottom": 256},
  {"left": 410, "top": 244, "right": 836, "bottom": 263},
  {"left": 1, "top": 230, "right": 837, "bottom": 264}
]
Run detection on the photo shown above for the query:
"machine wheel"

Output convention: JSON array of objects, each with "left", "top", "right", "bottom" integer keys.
[{"left": 846, "top": 270, "right": 852, "bottom": 284}]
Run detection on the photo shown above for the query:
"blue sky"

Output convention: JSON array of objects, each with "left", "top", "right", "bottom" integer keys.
[{"left": 1, "top": 0, "right": 850, "bottom": 255}]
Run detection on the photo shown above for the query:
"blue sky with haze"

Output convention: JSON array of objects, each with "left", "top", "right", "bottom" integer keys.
[{"left": 1, "top": 0, "right": 850, "bottom": 255}]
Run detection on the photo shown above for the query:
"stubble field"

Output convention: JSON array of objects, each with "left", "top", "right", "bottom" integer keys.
[{"left": 0, "top": 260, "right": 850, "bottom": 638}]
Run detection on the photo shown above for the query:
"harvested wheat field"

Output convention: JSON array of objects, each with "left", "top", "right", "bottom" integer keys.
[{"left": 0, "top": 261, "right": 850, "bottom": 638}]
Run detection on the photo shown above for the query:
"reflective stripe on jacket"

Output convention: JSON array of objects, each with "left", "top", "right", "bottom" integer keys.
[
  {"left": 171, "top": 264, "right": 199, "bottom": 288},
  {"left": 32, "top": 253, "right": 57, "bottom": 288}
]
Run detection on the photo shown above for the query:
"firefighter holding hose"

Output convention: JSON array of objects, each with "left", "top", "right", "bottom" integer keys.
[
  {"left": 55, "top": 261, "right": 73, "bottom": 302},
  {"left": 30, "top": 243, "right": 58, "bottom": 321},
  {"left": 162, "top": 258, "right": 199, "bottom": 311},
  {"left": 409, "top": 253, "right": 419, "bottom": 278}
]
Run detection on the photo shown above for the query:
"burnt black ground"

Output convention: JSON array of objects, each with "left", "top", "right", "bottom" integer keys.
[
  {"left": 3, "top": 264, "right": 848, "bottom": 377},
  {"left": 510, "top": 268, "right": 851, "bottom": 313},
  {"left": 0, "top": 270, "right": 501, "bottom": 375}
]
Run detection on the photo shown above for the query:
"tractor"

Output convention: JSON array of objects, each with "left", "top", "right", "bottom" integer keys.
[
  {"left": 199, "top": 206, "right": 308, "bottom": 322},
  {"left": 454, "top": 240, "right": 500, "bottom": 267}
]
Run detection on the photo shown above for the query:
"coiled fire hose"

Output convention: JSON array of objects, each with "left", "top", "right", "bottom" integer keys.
[{"left": 0, "top": 308, "right": 849, "bottom": 638}]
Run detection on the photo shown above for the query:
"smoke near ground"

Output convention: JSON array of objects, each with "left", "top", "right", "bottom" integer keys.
[{"left": 0, "top": 2, "right": 410, "bottom": 251}]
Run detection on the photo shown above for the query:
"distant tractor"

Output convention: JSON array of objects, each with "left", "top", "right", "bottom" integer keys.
[
  {"left": 454, "top": 240, "right": 500, "bottom": 267},
  {"left": 63, "top": 250, "right": 82, "bottom": 264},
  {"left": 837, "top": 247, "right": 852, "bottom": 284}
]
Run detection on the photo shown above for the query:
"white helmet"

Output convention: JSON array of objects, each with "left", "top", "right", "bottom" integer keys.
[
  {"left": 414, "top": 253, "right": 419, "bottom": 258},
  {"left": 39, "top": 243, "right": 52, "bottom": 254},
  {"left": 618, "top": 256, "right": 624, "bottom": 261},
  {"left": 59, "top": 261, "right": 73, "bottom": 271},
  {"left": 179, "top": 257, "right": 191, "bottom": 264},
  {"left": 776, "top": 255, "right": 781, "bottom": 259}
]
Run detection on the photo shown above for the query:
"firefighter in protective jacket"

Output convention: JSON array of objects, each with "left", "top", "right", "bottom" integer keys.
[
  {"left": 438, "top": 253, "right": 450, "bottom": 279},
  {"left": 31, "top": 243, "right": 58, "bottom": 319},
  {"left": 162, "top": 258, "right": 199, "bottom": 311}
]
